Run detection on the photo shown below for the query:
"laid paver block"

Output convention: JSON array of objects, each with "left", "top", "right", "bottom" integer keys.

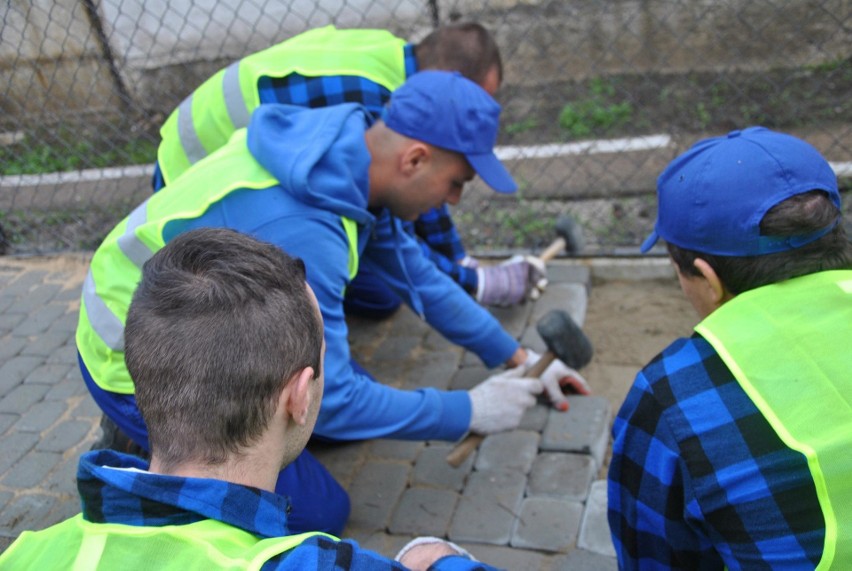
[
  {"left": 0, "top": 431, "right": 39, "bottom": 472},
  {"left": 0, "top": 412, "right": 18, "bottom": 435},
  {"left": 551, "top": 548, "right": 618, "bottom": 571},
  {"left": 2, "top": 450, "right": 63, "bottom": 488},
  {"left": 0, "top": 313, "right": 26, "bottom": 332},
  {"left": 385, "top": 306, "right": 430, "bottom": 337},
  {"left": 13, "top": 400, "right": 67, "bottom": 433},
  {"left": 0, "top": 493, "right": 54, "bottom": 535},
  {"left": 307, "top": 440, "right": 367, "bottom": 486},
  {"left": 459, "top": 543, "right": 549, "bottom": 571},
  {"left": 401, "top": 350, "right": 460, "bottom": 390},
  {"left": 372, "top": 334, "right": 422, "bottom": 363},
  {"left": 460, "top": 350, "right": 481, "bottom": 367},
  {"left": 541, "top": 396, "right": 612, "bottom": 467},
  {"left": 518, "top": 403, "right": 549, "bottom": 432},
  {"left": 412, "top": 444, "right": 472, "bottom": 491},
  {"left": 528, "top": 453, "right": 595, "bottom": 501},
  {"left": 531, "top": 283, "right": 588, "bottom": 326},
  {"left": 38, "top": 419, "right": 94, "bottom": 453},
  {"left": 368, "top": 439, "right": 423, "bottom": 461},
  {"left": 388, "top": 486, "right": 458, "bottom": 536},
  {"left": 475, "top": 430, "right": 540, "bottom": 474},
  {"left": 4, "top": 270, "right": 48, "bottom": 297},
  {"left": 511, "top": 496, "right": 582, "bottom": 552},
  {"left": 24, "top": 363, "right": 73, "bottom": 385},
  {"left": 47, "top": 311, "right": 82, "bottom": 334},
  {"left": 548, "top": 263, "right": 591, "bottom": 288},
  {"left": 21, "top": 331, "right": 72, "bottom": 358},
  {"left": 53, "top": 286, "right": 85, "bottom": 302},
  {"left": 0, "top": 491, "right": 12, "bottom": 513},
  {"left": 347, "top": 461, "right": 410, "bottom": 532},
  {"left": 44, "top": 456, "right": 84, "bottom": 496},
  {"left": 45, "top": 342, "right": 78, "bottom": 366},
  {"left": 69, "top": 395, "right": 102, "bottom": 419},
  {"left": 0, "top": 336, "right": 27, "bottom": 361},
  {"left": 44, "top": 378, "right": 88, "bottom": 401},
  {"left": 422, "top": 328, "right": 457, "bottom": 352},
  {"left": 448, "top": 469, "right": 526, "bottom": 545},
  {"left": 577, "top": 480, "right": 616, "bottom": 557},
  {"left": 0, "top": 355, "right": 44, "bottom": 395},
  {"left": 11, "top": 285, "right": 62, "bottom": 316},
  {"left": 519, "top": 327, "right": 547, "bottom": 353},
  {"left": 488, "top": 302, "right": 533, "bottom": 339},
  {"left": 448, "top": 365, "right": 489, "bottom": 391},
  {"left": 0, "top": 382, "right": 50, "bottom": 413}
]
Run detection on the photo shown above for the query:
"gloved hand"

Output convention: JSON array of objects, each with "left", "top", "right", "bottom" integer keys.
[
  {"left": 475, "top": 255, "right": 548, "bottom": 307},
  {"left": 468, "top": 365, "right": 543, "bottom": 434},
  {"left": 524, "top": 349, "right": 592, "bottom": 411},
  {"left": 395, "top": 537, "right": 476, "bottom": 569}
]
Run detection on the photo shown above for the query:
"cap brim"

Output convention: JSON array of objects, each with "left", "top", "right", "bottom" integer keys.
[
  {"left": 640, "top": 229, "right": 659, "bottom": 253},
  {"left": 467, "top": 153, "right": 517, "bottom": 194}
]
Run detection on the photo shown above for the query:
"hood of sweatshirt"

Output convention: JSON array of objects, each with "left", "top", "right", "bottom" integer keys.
[{"left": 246, "top": 103, "right": 375, "bottom": 227}]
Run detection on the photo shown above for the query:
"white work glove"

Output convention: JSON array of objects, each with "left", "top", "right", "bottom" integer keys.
[
  {"left": 475, "top": 255, "right": 548, "bottom": 307},
  {"left": 468, "top": 365, "right": 543, "bottom": 434},
  {"left": 395, "top": 537, "right": 476, "bottom": 569},
  {"left": 458, "top": 255, "right": 480, "bottom": 269},
  {"left": 524, "top": 349, "right": 591, "bottom": 412}
]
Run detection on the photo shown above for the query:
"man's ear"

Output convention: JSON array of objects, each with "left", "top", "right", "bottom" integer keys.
[
  {"left": 399, "top": 143, "right": 430, "bottom": 176},
  {"left": 693, "top": 258, "right": 730, "bottom": 306},
  {"left": 281, "top": 367, "right": 315, "bottom": 426}
]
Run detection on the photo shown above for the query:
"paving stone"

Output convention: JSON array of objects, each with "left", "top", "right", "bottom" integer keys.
[
  {"left": 4, "top": 270, "right": 48, "bottom": 297},
  {"left": 551, "top": 548, "right": 618, "bottom": 571},
  {"left": 386, "top": 306, "right": 430, "bottom": 335},
  {"left": 460, "top": 350, "right": 481, "bottom": 367},
  {"left": 0, "top": 295, "right": 16, "bottom": 313},
  {"left": 541, "top": 396, "right": 612, "bottom": 467},
  {"left": 351, "top": 530, "right": 408, "bottom": 560},
  {"left": 11, "top": 284, "right": 61, "bottom": 315},
  {"left": 518, "top": 403, "right": 549, "bottom": 431},
  {"left": 412, "top": 444, "right": 472, "bottom": 491},
  {"left": 44, "top": 341, "right": 78, "bottom": 365},
  {"left": 0, "top": 431, "right": 39, "bottom": 472},
  {"left": 13, "top": 303, "right": 69, "bottom": 336},
  {"left": 0, "top": 412, "right": 18, "bottom": 436},
  {"left": 488, "top": 302, "right": 534, "bottom": 339},
  {"left": 519, "top": 326, "right": 547, "bottom": 353},
  {"left": 577, "top": 480, "right": 616, "bottom": 557},
  {"left": 422, "top": 328, "right": 457, "bottom": 352},
  {"left": 21, "top": 331, "right": 72, "bottom": 358},
  {"left": 43, "top": 455, "right": 84, "bottom": 496},
  {"left": 0, "top": 491, "right": 11, "bottom": 513},
  {"left": 0, "top": 355, "right": 45, "bottom": 396},
  {"left": 401, "top": 350, "right": 460, "bottom": 390},
  {"left": 388, "top": 486, "right": 458, "bottom": 536},
  {"left": 528, "top": 453, "right": 596, "bottom": 501},
  {"left": 1, "top": 493, "right": 54, "bottom": 535},
  {"left": 13, "top": 400, "right": 67, "bottom": 433},
  {"left": 44, "top": 378, "right": 88, "bottom": 400},
  {"left": 0, "top": 312, "right": 25, "bottom": 333},
  {"left": 511, "top": 496, "right": 582, "bottom": 552},
  {"left": 347, "top": 461, "right": 411, "bottom": 532},
  {"left": 53, "top": 286, "right": 84, "bottom": 302},
  {"left": 368, "top": 439, "right": 423, "bottom": 461},
  {"left": 448, "top": 365, "right": 489, "bottom": 391},
  {"left": 47, "top": 310, "right": 81, "bottom": 333},
  {"left": 548, "top": 263, "right": 591, "bottom": 288},
  {"left": 24, "top": 363, "right": 73, "bottom": 385},
  {"left": 37, "top": 419, "right": 92, "bottom": 453},
  {"left": 0, "top": 382, "right": 50, "bottom": 413},
  {"left": 2, "top": 450, "right": 62, "bottom": 488},
  {"left": 69, "top": 395, "right": 102, "bottom": 419},
  {"left": 531, "top": 283, "right": 588, "bottom": 326},
  {"left": 0, "top": 336, "right": 27, "bottom": 361},
  {"left": 448, "top": 469, "right": 526, "bottom": 545},
  {"left": 372, "top": 334, "right": 422, "bottom": 363},
  {"left": 475, "top": 430, "right": 540, "bottom": 474},
  {"left": 459, "top": 543, "right": 549, "bottom": 571}
]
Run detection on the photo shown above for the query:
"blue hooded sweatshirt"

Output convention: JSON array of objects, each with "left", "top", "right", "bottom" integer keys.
[{"left": 165, "top": 103, "right": 519, "bottom": 442}]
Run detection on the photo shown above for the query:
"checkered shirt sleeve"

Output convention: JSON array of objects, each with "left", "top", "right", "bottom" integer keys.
[{"left": 607, "top": 334, "right": 825, "bottom": 570}]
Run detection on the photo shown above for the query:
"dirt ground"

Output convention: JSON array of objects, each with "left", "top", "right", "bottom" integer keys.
[{"left": 582, "top": 276, "right": 698, "bottom": 419}]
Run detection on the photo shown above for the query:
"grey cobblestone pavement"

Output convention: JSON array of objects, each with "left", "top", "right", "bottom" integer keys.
[{"left": 0, "top": 254, "right": 618, "bottom": 570}]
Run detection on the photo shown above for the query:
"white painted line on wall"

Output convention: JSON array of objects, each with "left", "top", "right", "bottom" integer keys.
[
  {"left": 830, "top": 162, "right": 852, "bottom": 177},
  {"left": 1, "top": 164, "right": 152, "bottom": 187},
  {"left": 495, "top": 134, "right": 672, "bottom": 160}
]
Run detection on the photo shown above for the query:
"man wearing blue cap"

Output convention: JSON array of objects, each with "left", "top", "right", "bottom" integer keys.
[
  {"left": 608, "top": 127, "right": 852, "bottom": 570},
  {"left": 76, "top": 70, "right": 586, "bottom": 537}
]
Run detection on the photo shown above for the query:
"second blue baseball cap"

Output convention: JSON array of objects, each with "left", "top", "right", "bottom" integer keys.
[
  {"left": 641, "top": 127, "right": 840, "bottom": 256},
  {"left": 383, "top": 70, "right": 517, "bottom": 194}
]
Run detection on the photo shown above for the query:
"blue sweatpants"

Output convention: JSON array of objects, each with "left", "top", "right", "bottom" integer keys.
[{"left": 78, "top": 353, "right": 351, "bottom": 536}]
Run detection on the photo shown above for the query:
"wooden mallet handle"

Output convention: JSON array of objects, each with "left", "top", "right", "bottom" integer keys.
[{"left": 446, "top": 351, "right": 557, "bottom": 468}]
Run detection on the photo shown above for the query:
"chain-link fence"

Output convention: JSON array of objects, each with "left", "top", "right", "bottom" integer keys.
[{"left": 2, "top": 0, "right": 850, "bottom": 256}]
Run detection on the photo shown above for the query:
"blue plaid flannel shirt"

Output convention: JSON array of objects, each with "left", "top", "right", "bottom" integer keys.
[
  {"left": 608, "top": 333, "right": 825, "bottom": 570},
  {"left": 60, "top": 449, "right": 497, "bottom": 570},
  {"left": 258, "top": 47, "right": 478, "bottom": 295}
]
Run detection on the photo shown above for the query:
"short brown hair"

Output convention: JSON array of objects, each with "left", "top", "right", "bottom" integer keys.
[{"left": 414, "top": 22, "right": 503, "bottom": 87}]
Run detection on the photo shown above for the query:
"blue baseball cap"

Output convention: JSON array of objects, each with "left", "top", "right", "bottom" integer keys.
[
  {"left": 383, "top": 70, "right": 517, "bottom": 194},
  {"left": 641, "top": 127, "right": 840, "bottom": 256}
]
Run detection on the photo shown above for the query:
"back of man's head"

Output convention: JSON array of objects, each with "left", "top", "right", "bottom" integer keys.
[
  {"left": 414, "top": 22, "right": 502, "bottom": 90},
  {"left": 125, "top": 228, "right": 323, "bottom": 469},
  {"left": 642, "top": 127, "right": 851, "bottom": 293}
]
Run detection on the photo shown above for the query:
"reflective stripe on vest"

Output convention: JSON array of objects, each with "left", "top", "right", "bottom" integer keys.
[
  {"left": 0, "top": 513, "right": 334, "bottom": 570},
  {"left": 77, "top": 129, "right": 360, "bottom": 394},
  {"left": 696, "top": 270, "right": 852, "bottom": 569},
  {"left": 157, "top": 25, "right": 406, "bottom": 185}
]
